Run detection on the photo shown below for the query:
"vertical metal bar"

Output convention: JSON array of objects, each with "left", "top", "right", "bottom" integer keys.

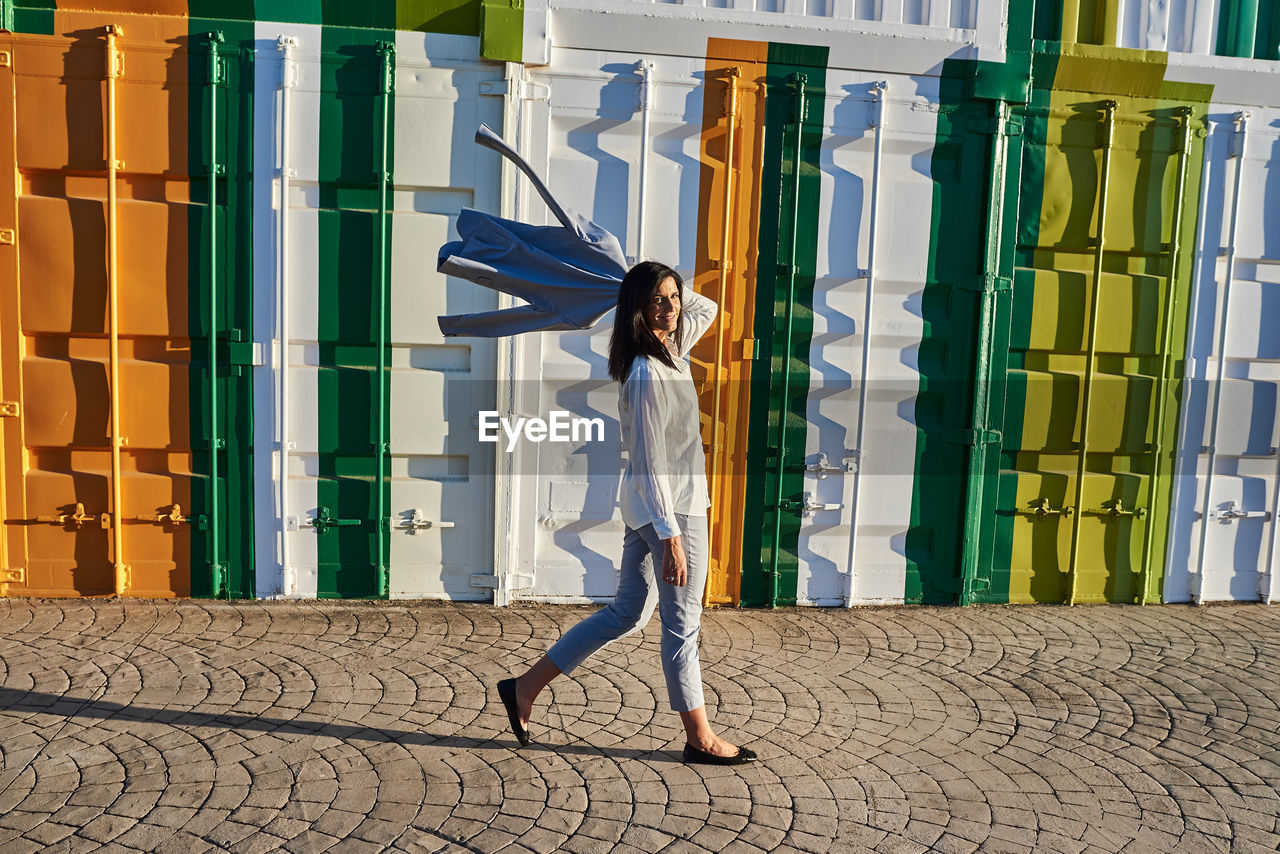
[
  {"left": 1061, "top": 0, "right": 1082, "bottom": 42},
  {"left": 207, "top": 31, "right": 225, "bottom": 599},
  {"left": 1101, "top": 0, "right": 1122, "bottom": 45},
  {"left": 105, "top": 25, "right": 127, "bottom": 596},
  {"left": 375, "top": 41, "right": 394, "bottom": 599},
  {"left": 705, "top": 66, "right": 739, "bottom": 609},
  {"left": 767, "top": 72, "right": 806, "bottom": 607},
  {"left": 957, "top": 100, "right": 1011, "bottom": 606},
  {"left": 1192, "top": 111, "right": 1249, "bottom": 605},
  {"left": 1065, "top": 100, "right": 1117, "bottom": 606},
  {"left": 1267, "top": 404, "right": 1280, "bottom": 603},
  {"left": 844, "top": 81, "right": 886, "bottom": 608},
  {"left": 1167, "top": 117, "right": 1215, "bottom": 595},
  {"left": 1135, "top": 106, "right": 1193, "bottom": 605},
  {"left": 635, "top": 58, "right": 654, "bottom": 262},
  {"left": 277, "top": 35, "right": 297, "bottom": 597},
  {"left": 492, "top": 60, "right": 524, "bottom": 608}
]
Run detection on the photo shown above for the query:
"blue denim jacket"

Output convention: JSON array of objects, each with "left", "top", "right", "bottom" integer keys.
[{"left": 436, "top": 125, "right": 629, "bottom": 337}]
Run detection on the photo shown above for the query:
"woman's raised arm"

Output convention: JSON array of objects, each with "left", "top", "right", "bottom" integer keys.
[{"left": 676, "top": 287, "right": 719, "bottom": 359}]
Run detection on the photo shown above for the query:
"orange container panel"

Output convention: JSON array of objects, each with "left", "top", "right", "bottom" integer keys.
[
  {"left": 2, "top": 24, "right": 196, "bottom": 598},
  {"left": 692, "top": 39, "right": 770, "bottom": 607},
  {"left": 0, "top": 37, "right": 25, "bottom": 597}
]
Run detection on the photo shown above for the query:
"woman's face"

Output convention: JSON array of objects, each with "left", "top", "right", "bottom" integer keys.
[{"left": 644, "top": 276, "right": 681, "bottom": 342}]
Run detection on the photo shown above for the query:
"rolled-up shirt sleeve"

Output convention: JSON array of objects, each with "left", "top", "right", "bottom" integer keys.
[
  {"left": 624, "top": 363, "right": 682, "bottom": 540},
  {"left": 677, "top": 288, "right": 719, "bottom": 359}
]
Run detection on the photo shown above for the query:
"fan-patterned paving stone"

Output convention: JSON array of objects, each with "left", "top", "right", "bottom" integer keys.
[{"left": 0, "top": 600, "right": 1278, "bottom": 852}]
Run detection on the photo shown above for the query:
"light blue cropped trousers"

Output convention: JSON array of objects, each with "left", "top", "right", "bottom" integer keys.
[{"left": 546, "top": 514, "right": 708, "bottom": 712}]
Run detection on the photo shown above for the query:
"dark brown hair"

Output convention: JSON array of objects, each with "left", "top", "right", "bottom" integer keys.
[{"left": 608, "top": 260, "right": 685, "bottom": 383}]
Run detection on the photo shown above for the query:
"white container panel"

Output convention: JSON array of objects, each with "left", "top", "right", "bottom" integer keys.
[
  {"left": 1168, "top": 107, "right": 1280, "bottom": 603},
  {"left": 388, "top": 33, "right": 502, "bottom": 600},
  {"left": 548, "top": 0, "right": 980, "bottom": 32},
  {"left": 1117, "top": 0, "right": 1218, "bottom": 55},
  {"left": 253, "top": 23, "right": 323, "bottom": 598},
  {"left": 798, "top": 73, "right": 937, "bottom": 605},
  {"left": 520, "top": 53, "right": 706, "bottom": 602}
]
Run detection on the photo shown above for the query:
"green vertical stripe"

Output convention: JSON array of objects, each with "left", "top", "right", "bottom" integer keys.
[
  {"left": 1216, "top": 0, "right": 1261, "bottom": 58},
  {"left": 316, "top": 18, "right": 394, "bottom": 599},
  {"left": 189, "top": 20, "right": 257, "bottom": 599},
  {"left": 739, "top": 42, "right": 826, "bottom": 608},
  {"left": 904, "top": 68, "right": 983, "bottom": 605},
  {"left": 979, "top": 48, "right": 1059, "bottom": 605},
  {"left": 907, "top": 4, "right": 1040, "bottom": 605},
  {"left": 6, "top": 0, "right": 53, "bottom": 34}
]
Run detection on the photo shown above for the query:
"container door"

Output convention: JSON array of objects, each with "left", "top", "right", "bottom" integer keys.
[
  {"left": 275, "top": 32, "right": 499, "bottom": 600},
  {"left": 309, "top": 34, "right": 396, "bottom": 599},
  {"left": 1, "top": 28, "right": 227, "bottom": 598},
  {"left": 695, "top": 43, "right": 770, "bottom": 607},
  {"left": 739, "top": 48, "right": 828, "bottom": 608},
  {"left": 1168, "top": 111, "right": 1280, "bottom": 602},
  {"left": 521, "top": 53, "right": 712, "bottom": 601},
  {"left": 980, "top": 89, "right": 1206, "bottom": 603},
  {"left": 388, "top": 33, "right": 500, "bottom": 599}
]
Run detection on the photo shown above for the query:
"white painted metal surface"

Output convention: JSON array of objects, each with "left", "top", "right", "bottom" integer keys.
[
  {"left": 515, "top": 51, "right": 707, "bottom": 602},
  {"left": 277, "top": 34, "right": 297, "bottom": 597},
  {"left": 254, "top": 31, "right": 503, "bottom": 600},
  {"left": 635, "top": 57, "right": 654, "bottom": 262},
  {"left": 842, "top": 79, "right": 885, "bottom": 608},
  {"left": 550, "top": 0, "right": 980, "bottom": 31},
  {"left": 544, "top": 2, "right": 1000, "bottom": 73},
  {"left": 254, "top": 22, "right": 323, "bottom": 598},
  {"left": 388, "top": 32, "right": 502, "bottom": 599},
  {"left": 1167, "top": 107, "right": 1280, "bottom": 603},
  {"left": 1117, "top": 0, "right": 1219, "bottom": 54},
  {"left": 796, "top": 74, "right": 935, "bottom": 606}
]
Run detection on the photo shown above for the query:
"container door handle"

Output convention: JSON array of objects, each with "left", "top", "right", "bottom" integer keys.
[
  {"left": 1017, "top": 497, "right": 1073, "bottom": 518},
  {"left": 307, "top": 507, "right": 363, "bottom": 533}
]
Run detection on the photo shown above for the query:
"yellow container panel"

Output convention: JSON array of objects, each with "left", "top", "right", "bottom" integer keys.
[{"left": 1004, "top": 83, "right": 1201, "bottom": 604}]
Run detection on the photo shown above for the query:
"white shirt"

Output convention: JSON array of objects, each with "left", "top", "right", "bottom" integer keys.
[{"left": 618, "top": 288, "right": 719, "bottom": 539}]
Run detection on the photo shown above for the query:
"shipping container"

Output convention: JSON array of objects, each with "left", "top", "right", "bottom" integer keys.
[{"left": 1, "top": 0, "right": 1278, "bottom": 604}]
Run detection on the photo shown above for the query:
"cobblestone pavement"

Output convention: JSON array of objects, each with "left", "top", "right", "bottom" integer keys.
[{"left": 0, "top": 601, "right": 1277, "bottom": 853}]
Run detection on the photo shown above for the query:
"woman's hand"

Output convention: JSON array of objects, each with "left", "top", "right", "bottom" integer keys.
[{"left": 662, "top": 535, "right": 687, "bottom": 587}]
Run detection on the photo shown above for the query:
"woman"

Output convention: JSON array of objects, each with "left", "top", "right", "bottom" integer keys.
[{"left": 498, "top": 260, "right": 756, "bottom": 765}]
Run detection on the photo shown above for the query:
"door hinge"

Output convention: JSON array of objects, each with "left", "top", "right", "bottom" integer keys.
[
  {"left": 226, "top": 329, "right": 263, "bottom": 367},
  {"left": 741, "top": 338, "right": 763, "bottom": 360},
  {"left": 0, "top": 51, "right": 12, "bottom": 68},
  {"left": 0, "top": 401, "right": 18, "bottom": 417},
  {"left": 0, "top": 567, "right": 24, "bottom": 584},
  {"left": 945, "top": 428, "right": 1002, "bottom": 446},
  {"left": 967, "top": 115, "right": 1023, "bottom": 137},
  {"left": 0, "top": 228, "right": 15, "bottom": 245},
  {"left": 483, "top": 79, "right": 549, "bottom": 100},
  {"left": 956, "top": 273, "right": 1012, "bottom": 293},
  {"left": 471, "top": 572, "right": 533, "bottom": 590}
]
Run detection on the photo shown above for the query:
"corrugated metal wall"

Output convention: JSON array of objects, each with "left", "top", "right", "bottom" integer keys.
[{"left": 1, "top": 0, "right": 1277, "bottom": 605}]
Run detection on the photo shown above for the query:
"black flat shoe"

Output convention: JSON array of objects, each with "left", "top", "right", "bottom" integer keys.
[
  {"left": 682, "top": 743, "right": 758, "bottom": 766},
  {"left": 496, "top": 679, "right": 531, "bottom": 746}
]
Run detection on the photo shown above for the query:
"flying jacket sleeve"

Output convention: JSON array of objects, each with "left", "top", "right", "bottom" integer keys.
[
  {"left": 677, "top": 288, "right": 719, "bottom": 359},
  {"left": 624, "top": 361, "right": 682, "bottom": 540}
]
